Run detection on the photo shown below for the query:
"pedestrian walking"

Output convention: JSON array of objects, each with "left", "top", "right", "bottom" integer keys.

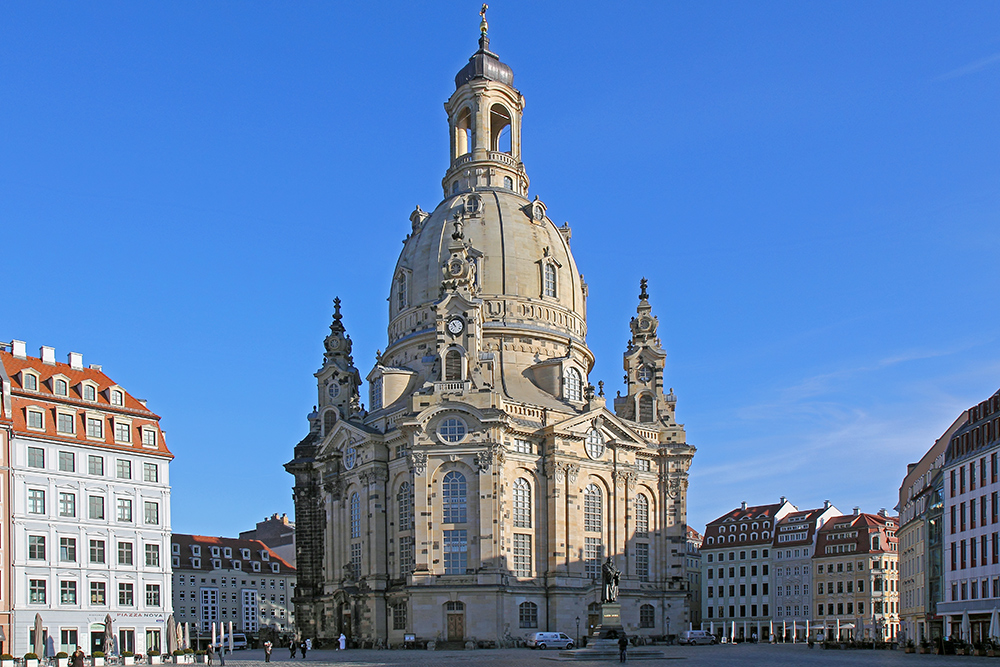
[
  {"left": 71, "top": 646, "right": 85, "bottom": 667},
  {"left": 299, "top": 641, "right": 307, "bottom": 659},
  {"left": 338, "top": 634, "right": 346, "bottom": 651},
  {"left": 618, "top": 634, "right": 628, "bottom": 663},
  {"left": 288, "top": 640, "right": 296, "bottom": 659},
  {"left": 206, "top": 645, "right": 215, "bottom": 666},
  {"left": 263, "top": 641, "right": 272, "bottom": 663}
]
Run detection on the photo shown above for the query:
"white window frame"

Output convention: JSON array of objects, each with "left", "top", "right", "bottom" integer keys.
[
  {"left": 114, "top": 419, "right": 132, "bottom": 443},
  {"left": 56, "top": 411, "right": 76, "bottom": 435},
  {"left": 141, "top": 427, "right": 158, "bottom": 448},
  {"left": 81, "top": 382, "right": 98, "bottom": 402},
  {"left": 52, "top": 374, "right": 70, "bottom": 397},
  {"left": 21, "top": 370, "right": 40, "bottom": 392},
  {"left": 85, "top": 413, "right": 104, "bottom": 440},
  {"left": 108, "top": 387, "right": 125, "bottom": 406},
  {"left": 26, "top": 406, "right": 45, "bottom": 431}
]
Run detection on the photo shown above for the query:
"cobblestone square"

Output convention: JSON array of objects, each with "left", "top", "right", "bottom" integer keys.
[{"left": 220, "top": 646, "right": 986, "bottom": 667}]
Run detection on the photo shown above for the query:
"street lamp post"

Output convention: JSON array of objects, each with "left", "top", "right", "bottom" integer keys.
[{"left": 575, "top": 617, "right": 580, "bottom": 649}]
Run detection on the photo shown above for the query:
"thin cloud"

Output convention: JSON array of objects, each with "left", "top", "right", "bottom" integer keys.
[{"left": 935, "top": 52, "right": 1000, "bottom": 81}]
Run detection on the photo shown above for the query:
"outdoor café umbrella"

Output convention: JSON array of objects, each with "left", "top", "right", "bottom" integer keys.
[
  {"left": 104, "top": 615, "right": 114, "bottom": 655},
  {"left": 174, "top": 620, "right": 183, "bottom": 653},
  {"left": 990, "top": 608, "right": 1000, "bottom": 642},
  {"left": 963, "top": 610, "right": 971, "bottom": 642},
  {"left": 166, "top": 616, "right": 177, "bottom": 654},
  {"left": 33, "top": 614, "right": 44, "bottom": 658},
  {"left": 836, "top": 618, "right": 841, "bottom": 641},
  {"left": 210, "top": 623, "right": 217, "bottom": 648},
  {"left": 227, "top": 623, "right": 233, "bottom": 654},
  {"left": 183, "top": 623, "right": 191, "bottom": 651}
]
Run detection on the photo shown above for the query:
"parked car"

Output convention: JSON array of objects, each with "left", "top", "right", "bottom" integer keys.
[
  {"left": 678, "top": 630, "right": 716, "bottom": 645},
  {"left": 526, "top": 632, "right": 575, "bottom": 649}
]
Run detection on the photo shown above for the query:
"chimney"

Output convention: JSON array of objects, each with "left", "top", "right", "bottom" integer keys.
[
  {"left": 780, "top": 496, "right": 787, "bottom": 504},
  {"left": 12, "top": 340, "right": 27, "bottom": 358},
  {"left": 740, "top": 501, "right": 747, "bottom": 511},
  {"left": 68, "top": 352, "right": 83, "bottom": 370},
  {"left": 853, "top": 506, "right": 861, "bottom": 515},
  {"left": 40, "top": 346, "right": 55, "bottom": 365},
  {"left": 89, "top": 364, "right": 103, "bottom": 371},
  {"left": 824, "top": 499, "right": 831, "bottom": 509},
  {"left": 878, "top": 508, "right": 887, "bottom": 517}
]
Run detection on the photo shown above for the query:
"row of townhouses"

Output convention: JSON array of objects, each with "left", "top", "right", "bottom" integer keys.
[
  {"left": 1, "top": 341, "right": 297, "bottom": 656},
  {"left": 899, "top": 387, "right": 1000, "bottom": 643},
  {"left": 699, "top": 498, "right": 900, "bottom": 642}
]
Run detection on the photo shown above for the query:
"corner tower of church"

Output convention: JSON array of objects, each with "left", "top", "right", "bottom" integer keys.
[{"left": 288, "top": 12, "right": 695, "bottom": 646}]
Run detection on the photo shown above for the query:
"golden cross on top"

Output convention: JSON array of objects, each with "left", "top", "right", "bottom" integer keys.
[{"left": 480, "top": 4, "right": 489, "bottom": 34}]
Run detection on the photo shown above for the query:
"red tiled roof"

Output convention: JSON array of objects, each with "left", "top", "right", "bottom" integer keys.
[
  {"left": 172, "top": 533, "right": 295, "bottom": 573},
  {"left": 1, "top": 349, "right": 172, "bottom": 458}
]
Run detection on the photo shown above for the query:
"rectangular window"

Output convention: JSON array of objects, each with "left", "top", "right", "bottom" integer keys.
[
  {"left": 60, "top": 580, "right": 77, "bottom": 605},
  {"left": 513, "top": 533, "right": 531, "bottom": 577},
  {"left": 443, "top": 529, "right": 468, "bottom": 574},
  {"left": 58, "top": 451, "right": 75, "bottom": 472},
  {"left": 144, "top": 501, "right": 159, "bottom": 525},
  {"left": 90, "top": 539, "right": 106, "bottom": 564},
  {"left": 585, "top": 537, "right": 602, "bottom": 578},
  {"left": 635, "top": 542, "right": 649, "bottom": 582},
  {"left": 350, "top": 542, "right": 362, "bottom": 578},
  {"left": 117, "top": 498, "right": 133, "bottom": 522},
  {"left": 89, "top": 455, "right": 104, "bottom": 476},
  {"left": 28, "top": 489, "right": 45, "bottom": 514},
  {"left": 392, "top": 603, "right": 406, "bottom": 631},
  {"left": 59, "top": 492, "right": 76, "bottom": 517},
  {"left": 28, "top": 535, "right": 46, "bottom": 560},
  {"left": 145, "top": 543, "right": 160, "bottom": 567},
  {"left": 86, "top": 418, "right": 103, "bottom": 438},
  {"left": 143, "top": 462, "right": 159, "bottom": 483},
  {"left": 27, "top": 409, "right": 44, "bottom": 429},
  {"left": 60, "top": 537, "right": 77, "bottom": 562},
  {"left": 89, "top": 496, "right": 105, "bottom": 520},
  {"left": 142, "top": 429, "right": 157, "bottom": 447},
  {"left": 28, "top": 446, "right": 44, "bottom": 468},
  {"left": 118, "top": 541, "right": 134, "bottom": 565},
  {"left": 57, "top": 413, "right": 74, "bottom": 434},
  {"left": 118, "top": 583, "right": 134, "bottom": 606},
  {"left": 29, "top": 579, "right": 46, "bottom": 604},
  {"left": 146, "top": 584, "right": 161, "bottom": 607},
  {"left": 398, "top": 535, "right": 414, "bottom": 574},
  {"left": 117, "top": 459, "right": 132, "bottom": 479},
  {"left": 114, "top": 423, "right": 131, "bottom": 442},
  {"left": 61, "top": 629, "right": 79, "bottom": 654}
]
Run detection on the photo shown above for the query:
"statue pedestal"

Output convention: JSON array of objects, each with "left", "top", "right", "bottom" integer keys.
[
  {"left": 559, "top": 602, "right": 664, "bottom": 660},
  {"left": 595, "top": 603, "right": 623, "bottom": 639}
]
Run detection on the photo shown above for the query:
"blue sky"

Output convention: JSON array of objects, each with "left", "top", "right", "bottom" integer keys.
[{"left": 2, "top": 3, "right": 999, "bottom": 536}]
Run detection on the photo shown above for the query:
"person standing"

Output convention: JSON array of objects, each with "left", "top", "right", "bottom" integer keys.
[
  {"left": 299, "top": 641, "right": 307, "bottom": 659},
  {"left": 288, "top": 640, "right": 296, "bottom": 659},
  {"left": 305, "top": 639, "right": 312, "bottom": 652},
  {"left": 206, "top": 645, "right": 215, "bottom": 666},
  {"left": 338, "top": 634, "right": 346, "bottom": 651},
  {"left": 263, "top": 641, "right": 272, "bottom": 663},
  {"left": 71, "top": 646, "right": 85, "bottom": 667},
  {"left": 618, "top": 634, "right": 628, "bottom": 663}
]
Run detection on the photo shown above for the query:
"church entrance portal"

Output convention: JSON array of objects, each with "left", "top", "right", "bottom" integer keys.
[{"left": 446, "top": 601, "right": 465, "bottom": 641}]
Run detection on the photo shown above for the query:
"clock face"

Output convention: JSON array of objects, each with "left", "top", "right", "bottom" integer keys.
[
  {"left": 447, "top": 317, "right": 464, "bottom": 335},
  {"left": 638, "top": 316, "right": 652, "bottom": 331},
  {"left": 637, "top": 366, "right": 652, "bottom": 383},
  {"left": 343, "top": 446, "right": 356, "bottom": 470},
  {"left": 328, "top": 382, "right": 340, "bottom": 399}
]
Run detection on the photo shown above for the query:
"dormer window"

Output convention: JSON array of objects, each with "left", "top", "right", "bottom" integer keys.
[
  {"left": 223, "top": 547, "right": 232, "bottom": 558},
  {"left": 172, "top": 544, "right": 180, "bottom": 555},
  {"left": 141, "top": 428, "right": 157, "bottom": 448},
  {"left": 252, "top": 561, "right": 261, "bottom": 572},
  {"left": 271, "top": 563, "right": 280, "bottom": 573},
  {"left": 261, "top": 551, "right": 270, "bottom": 561},
  {"left": 396, "top": 272, "right": 407, "bottom": 311},
  {"left": 110, "top": 390, "right": 124, "bottom": 406},
  {"left": 191, "top": 545, "right": 201, "bottom": 556},
  {"left": 212, "top": 559, "right": 221, "bottom": 569},
  {"left": 563, "top": 367, "right": 582, "bottom": 402},
  {"left": 211, "top": 547, "right": 220, "bottom": 558},
  {"left": 191, "top": 558, "right": 201, "bottom": 568},
  {"left": 82, "top": 384, "right": 97, "bottom": 402},
  {"left": 233, "top": 561, "right": 242, "bottom": 570},
  {"left": 241, "top": 549, "right": 250, "bottom": 559},
  {"left": 370, "top": 376, "right": 383, "bottom": 411},
  {"left": 23, "top": 372, "right": 38, "bottom": 391},
  {"left": 54, "top": 379, "right": 68, "bottom": 396},
  {"left": 26, "top": 408, "right": 44, "bottom": 430},
  {"left": 544, "top": 263, "right": 557, "bottom": 298}
]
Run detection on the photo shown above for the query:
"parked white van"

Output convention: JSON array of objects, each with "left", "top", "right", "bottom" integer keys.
[
  {"left": 526, "top": 632, "right": 575, "bottom": 649},
  {"left": 679, "top": 630, "right": 716, "bottom": 645}
]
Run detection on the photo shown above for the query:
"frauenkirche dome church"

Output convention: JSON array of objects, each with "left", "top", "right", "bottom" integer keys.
[{"left": 287, "top": 10, "right": 695, "bottom": 647}]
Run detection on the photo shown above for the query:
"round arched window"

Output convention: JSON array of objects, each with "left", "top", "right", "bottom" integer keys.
[
  {"left": 585, "top": 429, "right": 605, "bottom": 459},
  {"left": 343, "top": 446, "right": 357, "bottom": 470},
  {"left": 438, "top": 417, "right": 468, "bottom": 443}
]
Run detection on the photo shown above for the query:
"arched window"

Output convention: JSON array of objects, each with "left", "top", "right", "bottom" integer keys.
[
  {"left": 323, "top": 411, "right": 336, "bottom": 435},
  {"left": 442, "top": 471, "right": 467, "bottom": 523},
  {"left": 445, "top": 350, "right": 462, "bottom": 381},
  {"left": 584, "top": 484, "right": 602, "bottom": 532},
  {"left": 518, "top": 601, "right": 538, "bottom": 628},
  {"left": 350, "top": 492, "right": 361, "bottom": 538},
  {"left": 635, "top": 494, "right": 649, "bottom": 537},
  {"left": 707, "top": 537, "right": 714, "bottom": 545},
  {"left": 564, "top": 367, "right": 582, "bottom": 402},
  {"left": 455, "top": 107, "right": 472, "bottom": 157},
  {"left": 54, "top": 379, "right": 67, "bottom": 396},
  {"left": 638, "top": 394, "right": 654, "bottom": 422},
  {"left": 513, "top": 478, "right": 531, "bottom": 528},
  {"left": 585, "top": 428, "right": 605, "bottom": 459},
  {"left": 504, "top": 176, "right": 513, "bottom": 189},
  {"left": 639, "top": 604, "right": 655, "bottom": 628},
  {"left": 544, "top": 263, "right": 557, "bottom": 298},
  {"left": 490, "top": 104, "right": 512, "bottom": 153},
  {"left": 397, "top": 482, "right": 413, "bottom": 531},
  {"left": 396, "top": 273, "right": 407, "bottom": 311}
]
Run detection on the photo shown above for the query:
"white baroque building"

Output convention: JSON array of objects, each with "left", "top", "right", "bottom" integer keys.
[
  {"left": 286, "top": 17, "right": 695, "bottom": 647},
  {"left": 1, "top": 341, "right": 173, "bottom": 656}
]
